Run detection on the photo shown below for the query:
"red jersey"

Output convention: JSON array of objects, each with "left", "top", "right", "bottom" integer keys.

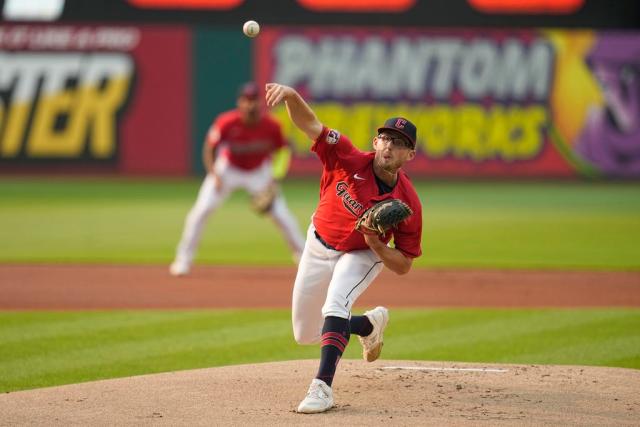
[
  {"left": 311, "top": 127, "right": 423, "bottom": 258},
  {"left": 207, "top": 110, "right": 286, "bottom": 170}
]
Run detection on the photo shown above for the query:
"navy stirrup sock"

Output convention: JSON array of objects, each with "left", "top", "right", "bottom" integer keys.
[
  {"left": 350, "top": 314, "right": 373, "bottom": 337},
  {"left": 316, "top": 316, "right": 350, "bottom": 387}
]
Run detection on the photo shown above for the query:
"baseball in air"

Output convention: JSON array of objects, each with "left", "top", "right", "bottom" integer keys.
[{"left": 243, "top": 20, "right": 260, "bottom": 38}]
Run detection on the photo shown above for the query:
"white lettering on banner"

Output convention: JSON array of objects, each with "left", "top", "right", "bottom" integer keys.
[
  {"left": 0, "top": 52, "right": 134, "bottom": 159},
  {"left": 0, "top": 26, "right": 140, "bottom": 50},
  {"left": 274, "top": 35, "right": 553, "bottom": 101}
]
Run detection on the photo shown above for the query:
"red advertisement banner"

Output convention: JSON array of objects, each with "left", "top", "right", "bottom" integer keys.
[
  {"left": 296, "top": 0, "right": 416, "bottom": 12},
  {"left": 256, "top": 27, "right": 640, "bottom": 178},
  {"left": 0, "top": 24, "right": 191, "bottom": 175},
  {"left": 467, "top": 0, "right": 584, "bottom": 14}
]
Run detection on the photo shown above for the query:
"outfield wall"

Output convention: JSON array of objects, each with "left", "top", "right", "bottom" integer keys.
[
  {"left": 0, "top": 24, "right": 193, "bottom": 175},
  {"left": 259, "top": 28, "right": 640, "bottom": 178},
  {"left": 0, "top": 24, "right": 638, "bottom": 178}
]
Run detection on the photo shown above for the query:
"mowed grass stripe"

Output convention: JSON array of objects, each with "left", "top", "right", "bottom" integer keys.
[
  {"left": 607, "top": 354, "right": 640, "bottom": 369},
  {"left": 1, "top": 179, "right": 639, "bottom": 268},
  {"left": 0, "top": 320, "right": 289, "bottom": 382},
  {"left": 426, "top": 210, "right": 639, "bottom": 269},
  {"left": 1, "top": 309, "right": 638, "bottom": 392},
  {"left": 1, "top": 200, "right": 298, "bottom": 264},
  {"left": 509, "top": 335, "right": 640, "bottom": 366},
  {"left": 388, "top": 309, "right": 625, "bottom": 345},
  {"left": 421, "top": 316, "right": 639, "bottom": 363},
  {"left": 0, "top": 311, "right": 238, "bottom": 344},
  {"left": 385, "top": 309, "right": 640, "bottom": 366},
  {"left": 0, "top": 310, "right": 292, "bottom": 360},
  {"left": 0, "top": 315, "right": 294, "bottom": 386}
]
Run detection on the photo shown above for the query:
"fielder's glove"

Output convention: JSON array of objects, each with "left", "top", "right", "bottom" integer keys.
[
  {"left": 355, "top": 199, "right": 413, "bottom": 237},
  {"left": 251, "top": 182, "right": 278, "bottom": 215}
]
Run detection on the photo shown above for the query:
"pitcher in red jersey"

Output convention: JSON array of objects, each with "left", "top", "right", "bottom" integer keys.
[
  {"left": 266, "top": 83, "right": 423, "bottom": 414},
  {"left": 170, "top": 83, "right": 305, "bottom": 276}
]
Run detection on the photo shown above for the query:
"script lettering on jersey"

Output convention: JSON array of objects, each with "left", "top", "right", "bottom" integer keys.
[
  {"left": 335, "top": 181, "right": 364, "bottom": 217},
  {"left": 0, "top": 52, "right": 134, "bottom": 160},
  {"left": 227, "top": 139, "right": 273, "bottom": 154}
]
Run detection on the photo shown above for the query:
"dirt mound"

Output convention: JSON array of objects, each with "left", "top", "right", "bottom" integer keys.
[{"left": 1, "top": 360, "right": 638, "bottom": 426}]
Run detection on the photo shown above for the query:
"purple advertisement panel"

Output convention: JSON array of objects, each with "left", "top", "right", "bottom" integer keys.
[{"left": 571, "top": 35, "right": 640, "bottom": 177}]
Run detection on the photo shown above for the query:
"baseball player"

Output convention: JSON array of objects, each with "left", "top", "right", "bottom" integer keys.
[
  {"left": 265, "top": 83, "right": 423, "bottom": 413},
  {"left": 170, "top": 82, "right": 305, "bottom": 276}
]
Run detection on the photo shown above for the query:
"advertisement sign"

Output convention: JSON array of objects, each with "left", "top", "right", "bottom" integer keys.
[
  {"left": 0, "top": 24, "right": 191, "bottom": 174},
  {"left": 256, "top": 28, "right": 640, "bottom": 177}
]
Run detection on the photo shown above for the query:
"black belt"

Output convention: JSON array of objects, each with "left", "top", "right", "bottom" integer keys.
[{"left": 314, "top": 230, "right": 336, "bottom": 250}]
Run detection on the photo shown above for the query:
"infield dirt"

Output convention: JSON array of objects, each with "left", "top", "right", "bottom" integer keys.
[
  {"left": 1, "top": 265, "right": 639, "bottom": 309},
  {"left": 1, "top": 359, "right": 639, "bottom": 426}
]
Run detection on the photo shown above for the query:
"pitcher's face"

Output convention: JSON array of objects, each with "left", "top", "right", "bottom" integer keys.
[{"left": 373, "top": 131, "right": 415, "bottom": 172}]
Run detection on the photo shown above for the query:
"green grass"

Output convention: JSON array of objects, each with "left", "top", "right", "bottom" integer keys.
[
  {"left": 1, "top": 178, "right": 638, "bottom": 392},
  {"left": 1, "top": 309, "right": 638, "bottom": 392},
  {"left": 0, "top": 177, "right": 639, "bottom": 269}
]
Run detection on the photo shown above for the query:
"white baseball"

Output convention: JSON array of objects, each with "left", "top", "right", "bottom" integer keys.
[{"left": 243, "top": 20, "right": 260, "bottom": 38}]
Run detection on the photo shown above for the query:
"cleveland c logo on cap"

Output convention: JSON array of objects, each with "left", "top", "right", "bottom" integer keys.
[{"left": 395, "top": 118, "right": 407, "bottom": 129}]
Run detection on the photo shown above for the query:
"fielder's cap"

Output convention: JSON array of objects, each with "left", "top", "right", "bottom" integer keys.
[
  {"left": 377, "top": 117, "right": 417, "bottom": 149},
  {"left": 238, "top": 82, "right": 259, "bottom": 99}
]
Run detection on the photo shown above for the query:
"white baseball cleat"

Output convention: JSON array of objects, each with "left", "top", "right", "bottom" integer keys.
[
  {"left": 359, "top": 306, "right": 389, "bottom": 362},
  {"left": 296, "top": 379, "right": 334, "bottom": 414},
  {"left": 169, "top": 260, "right": 190, "bottom": 277}
]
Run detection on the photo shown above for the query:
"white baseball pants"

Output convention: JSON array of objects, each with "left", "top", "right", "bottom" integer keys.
[
  {"left": 292, "top": 223, "right": 384, "bottom": 344},
  {"left": 174, "top": 157, "right": 305, "bottom": 266}
]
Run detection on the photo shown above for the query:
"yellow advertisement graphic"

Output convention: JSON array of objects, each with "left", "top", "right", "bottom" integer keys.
[
  {"left": 0, "top": 52, "right": 134, "bottom": 161},
  {"left": 274, "top": 103, "right": 547, "bottom": 162}
]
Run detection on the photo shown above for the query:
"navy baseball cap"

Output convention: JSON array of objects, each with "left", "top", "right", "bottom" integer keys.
[
  {"left": 377, "top": 117, "right": 417, "bottom": 149},
  {"left": 238, "top": 82, "right": 259, "bottom": 99}
]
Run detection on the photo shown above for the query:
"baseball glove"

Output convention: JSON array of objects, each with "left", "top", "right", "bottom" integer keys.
[
  {"left": 251, "top": 182, "right": 278, "bottom": 215},
  {"left": 355, "top": 199, "right": 413, "bottom": 237}
]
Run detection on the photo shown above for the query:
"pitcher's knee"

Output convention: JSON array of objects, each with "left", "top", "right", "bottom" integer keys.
[
  {"left": 293, "top": 326, "right": 320, "bottom": 345},
  {"left": 321, "top": 303, "right": 350, "bottom": 320}
]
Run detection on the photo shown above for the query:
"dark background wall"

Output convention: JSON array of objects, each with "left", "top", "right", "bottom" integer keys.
[
  {"left": 10, "top": 0, "right": 639, "bottom": 28},
  {"left": 193, "top": 28, "right": 252, "bottom": 175}
]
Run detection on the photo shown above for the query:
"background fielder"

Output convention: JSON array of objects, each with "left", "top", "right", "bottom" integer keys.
[
  {"left": 170, "top": 82, "right": 305, "bottom": 276},
  {"left": 265, "top": 83, "right": 423, "bottom": 414}
]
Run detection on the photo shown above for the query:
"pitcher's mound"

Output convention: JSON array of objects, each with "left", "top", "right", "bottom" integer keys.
[{"left": 1, "top": 359, "right": 638, "bottom": 426}]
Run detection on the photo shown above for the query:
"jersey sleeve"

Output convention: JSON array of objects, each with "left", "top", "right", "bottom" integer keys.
[
  {"left": 206, "top": 117, "right": 224, "bottom": 148},
  {"left": 392, "top": 185, "right": 423, "bottom": 259},
  {"left": 311, "top": 126, "right": 360, "bottom": 170},
  {"left": 393, "top": 205, "right": 422, "bottom": 258}
]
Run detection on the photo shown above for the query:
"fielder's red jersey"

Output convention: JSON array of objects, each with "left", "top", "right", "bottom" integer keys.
[
  {"left": 207, "top": 110, "right": 286, "bottom": 170},
  {"left": 311, "top": 126, "right": 423, "bottom": 258}
]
